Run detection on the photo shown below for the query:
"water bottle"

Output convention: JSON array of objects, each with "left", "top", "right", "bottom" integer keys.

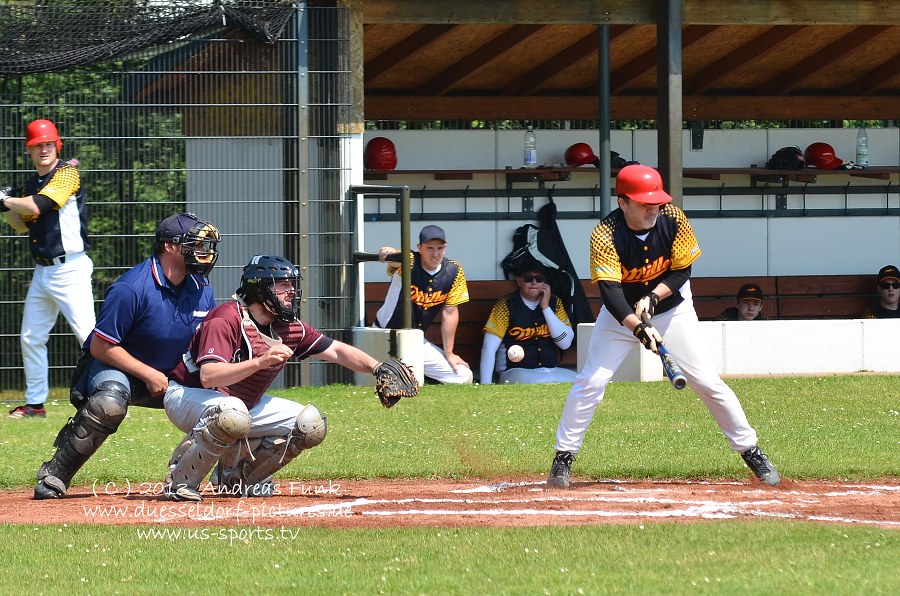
[
  {"left": 523, "top": 125, "right": 537, "bottom": 168},
  {"left": 856, "top": 126, "right": 869, "bottom": 167}
]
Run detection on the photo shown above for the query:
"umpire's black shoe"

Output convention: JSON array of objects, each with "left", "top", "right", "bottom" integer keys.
[
  {"left": 547, "top": 451, "right": 576, "bottom": 489},
  {"left": 741, "top": 445, "right": 781, "bottom": 486}
]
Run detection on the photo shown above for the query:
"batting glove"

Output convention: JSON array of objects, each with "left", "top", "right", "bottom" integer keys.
[
  {"left": 0, "top": 187, "right": 10, "bottom": 212},
  {"left": 633, "top": 322, "right": 663, "bottom": 353},
  {"left": 634, "top": 292, "right": 659, "bottom": 321}
]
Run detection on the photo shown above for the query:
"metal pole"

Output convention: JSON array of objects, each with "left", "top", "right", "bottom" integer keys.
[
  {"left": 399, "top": 186, "right": 412, "bottom": 329},
  {"left": 598, "top": 24, "right": 611, "bottom": 217}
]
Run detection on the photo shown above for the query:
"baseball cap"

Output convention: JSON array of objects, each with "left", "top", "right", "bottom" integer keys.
[
  {"left": 418, "top": 224, "right": 446, "bottom": 244},
  {"left": 156, "top": 213, "right": 202, "bottom": 244},
  {"left": 516, "top": 259, "right": 547, "bottom": 277},
  {"left": 877, "top": 265, "right": 900, "bottom": 283},
  {"left": 737, "top": 283, "right": 764, "bottom": 302}
]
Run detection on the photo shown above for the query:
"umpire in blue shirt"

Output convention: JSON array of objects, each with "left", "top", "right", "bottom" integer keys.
[{"left": 34, "top": 213, "right": 221, "bottom": 500}]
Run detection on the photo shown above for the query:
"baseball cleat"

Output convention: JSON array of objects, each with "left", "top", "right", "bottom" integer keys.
[
  {"left": 163, "top": 483, "right": 203, "bottom": 502},
  {"left": 741, "top": 445, "right": 781, "bottom": 486},
  {"left": 547, "top": 451, "right": 576, "bottom": 489},
  {"left": 9, "top": 405, "right": 46, "bottom": 418}
]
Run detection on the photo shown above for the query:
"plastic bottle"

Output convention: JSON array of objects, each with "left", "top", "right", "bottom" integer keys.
[
  {"left": 856, "top": 126, "right": 869, "bottom": 167},
  {"left": 523, "top": 125, "right": 537, "bottom": 168}
]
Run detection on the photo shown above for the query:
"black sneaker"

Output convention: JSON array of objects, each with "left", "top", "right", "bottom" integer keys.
[
  {"left": 547, "top": 451, "right": 576, "bottom": 489},
  {"left": 741, "top": 445, "right": 781, "bottom": 486}
]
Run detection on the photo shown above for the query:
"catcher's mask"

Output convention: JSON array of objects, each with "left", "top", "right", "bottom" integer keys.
[
  {"left": 238, "top": 255, "right": 303, "bottom": 322},
  {"left": 156, "top": 213, "right": 221, "bottom": 276}
]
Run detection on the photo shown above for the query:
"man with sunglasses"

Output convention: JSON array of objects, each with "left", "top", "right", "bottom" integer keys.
[
  {"left": 862, "top": 265, "right": 900, "bottom": 318},
  {"left": 480, "top": 261, "right": 577, "bottom": 384},
  {"left": 34, "top": 213, "right": 221, "bottom": 499},
  {"left": 547, "top": 164, "right": 781, "bottom": 489}
]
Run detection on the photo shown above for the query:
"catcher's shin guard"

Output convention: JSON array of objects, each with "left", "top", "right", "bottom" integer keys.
[
  {"left": 216, "top": 404, "right": 326, "bottom": 496},
  {"left": 164, "top": 405, "right": 251, "bottom": 502},
  {"left": 34, "top": 381, "right": 130, "bottom": 500}
]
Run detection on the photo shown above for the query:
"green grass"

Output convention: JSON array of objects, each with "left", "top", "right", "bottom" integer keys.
[{"left": 1, "top": 376, "right": 898, "bottom": 593}]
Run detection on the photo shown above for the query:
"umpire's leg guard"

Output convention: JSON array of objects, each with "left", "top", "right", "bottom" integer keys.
[
  {"left": 164, "top": 404, "right": 251, "bottom": 502},
  {"left": 34, "top": 381, "right": 130, "bottom": 500},
  {"left": 216, "top": 404, "right": 326, "bottom": 497}
]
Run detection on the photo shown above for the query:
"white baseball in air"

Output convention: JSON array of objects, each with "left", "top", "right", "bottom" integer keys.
[{"left": 507, "top": 344, "right": 524, "bottom": 363}]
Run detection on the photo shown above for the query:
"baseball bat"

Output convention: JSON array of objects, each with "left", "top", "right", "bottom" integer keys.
[
  {"left": 352, "top": 251, "right": 403, "bottom": 263},
  {"left": 640, "top": 312, "right": 687, "bottom": 390}
]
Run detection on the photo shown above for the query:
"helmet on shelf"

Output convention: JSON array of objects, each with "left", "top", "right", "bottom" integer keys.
[
  {"left": 804, "top": 142, "right": 844, "bottom": 170},
  {"left": 615, "top": 164, "right": 673, "bottom": 205},
  {"left": 364, "top": 137, "right": 398, "bottom": 170},
  {"left": 564, "top": 142, "right": 599, "bottom": 167},
  {"left": 25, "top": 119, "right": 62, "bottom": 153}
]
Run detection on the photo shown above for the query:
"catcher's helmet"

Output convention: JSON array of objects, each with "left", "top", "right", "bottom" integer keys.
[
  {"left": 25, "top": 119, "right": 62, "bottom": 153},
  {"left": 564, "top": 143, "right": 600, "bottom": 167},
  {"left": 804, "top": 142, "right": 844, "bottom": 170},
  {"left": 238, "top": 255, "right": 303, "bottom": 322},
  {"left": 156, "top": 213, "right": 221, "bottom": 276},
  {"left": 364, "top": 137, "right": 397, "bottom": 170},
  {"left": 615, "top": 164, "right": 672, "bottom": 205}
]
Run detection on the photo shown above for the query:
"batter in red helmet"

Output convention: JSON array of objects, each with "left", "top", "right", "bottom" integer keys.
[{"left": 547, "top": 164, "right": 781, "bottom": 489}]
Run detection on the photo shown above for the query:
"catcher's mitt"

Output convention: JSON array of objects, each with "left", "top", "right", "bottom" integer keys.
[{"left": 373, "top": 359, "right": 419, "bottom": 408}]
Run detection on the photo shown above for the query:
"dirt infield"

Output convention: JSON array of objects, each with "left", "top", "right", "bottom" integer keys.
[{"left": 1, "top": 477, "right": 898, "bottom": 530}]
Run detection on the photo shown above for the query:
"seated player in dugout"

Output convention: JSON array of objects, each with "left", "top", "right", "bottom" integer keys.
[
  {"left": 714, "top": 283, "right": 770, "bottom": 321},
  {"left": 373, "top": 224, "right": 473, "bottom": 384},
  {"left": 862, "top": 265, "right": 900, "bottom": 319},
  {"left": 480, "top": 260, "right": 577, "bottom": 384}
]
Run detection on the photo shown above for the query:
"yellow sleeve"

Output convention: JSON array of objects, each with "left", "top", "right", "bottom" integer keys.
[
  {"left": 445, "top": 260, "right": 469, "bottom": 306},
  {"left": 40, "top": 165, "right": 80, "bottom": 209},
  {"left": 483, "top": 297, "right": 510, "bottom": 338},
  {"left": 667, "top": 205, "right": 702, "bottom": 270}
]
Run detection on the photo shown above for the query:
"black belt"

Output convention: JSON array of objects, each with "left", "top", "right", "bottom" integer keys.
[{"left": 34, "top": 255, "right": 66, "bottom": 266}]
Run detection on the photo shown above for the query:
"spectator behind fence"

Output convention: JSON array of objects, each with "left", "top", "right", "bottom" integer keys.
[
  {"left": 480, "top": 260, "right": 577, "bottom": 385},
  {"left": 33, "top": 213, "right": 221, "bottom": 500},
  {"left": 1, "top": 119, "right": 96, "bottom": 419},
  {"left": 862, "top": 265, "right": 900, "bottom": 319},
  {"left": 715, "top": 283, "right": 770, "bottom": 321},
  {"left": 373, "top": 224, "right": 473, "bottom": 384}
]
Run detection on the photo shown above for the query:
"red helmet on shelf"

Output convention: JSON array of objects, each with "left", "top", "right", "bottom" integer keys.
[
  {"left": 25, "top": 119, "right": 62, "bottom": 153},
  {"left": 564, "top": 142, "right": 599, "bottom": 167},
  {"left": 615, "top": 164, "right": 672, "bottom": 205},
  {"left": 804, "top": 142, "right": 844, "bottom": 170},
  {"left": 364, "top": 137, "right": 397, "bottom": 170}
]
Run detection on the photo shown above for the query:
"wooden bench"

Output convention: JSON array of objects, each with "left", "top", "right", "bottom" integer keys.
[{"left": 364, "top": 274, "right": 878, "bottom": 373}]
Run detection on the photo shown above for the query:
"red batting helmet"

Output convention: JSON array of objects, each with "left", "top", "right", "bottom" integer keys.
[
  {"left": 364, "top": 137, "right": 398, "bottom": 170},
  {"left": 804, "top": 142, "right": 844, "bottom": 170},
  {"left": 564, "top": 143, "right": 599, "bottom": 167},
  {"left": 615, "top": 164, "right": 672, "bottom": 205},
  {"left": 25, "top": 119, "right": 62, "bottom": 153}
]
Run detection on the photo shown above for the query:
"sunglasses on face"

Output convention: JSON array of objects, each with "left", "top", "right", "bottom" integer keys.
[
  {"left": 522, "top": 275, "right": 545, "bottom": 283},
  {"left": 879, "top": 282, "right": 900, "bottom": 290}
]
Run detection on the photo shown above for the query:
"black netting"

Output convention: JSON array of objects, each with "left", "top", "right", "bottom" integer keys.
[{"left": 0, "top": 0, "right": 296, "bottom": 75}]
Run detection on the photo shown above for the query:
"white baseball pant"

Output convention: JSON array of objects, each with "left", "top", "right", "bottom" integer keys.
[
  {"left": 554, "top": 283, "right": 759, "bottom": 454},
  {"left": 422, "top": 338, "right": 473, "bottom": 384},
  {"left": 21, "top": 252, "right": 95, "bottom": 405}
]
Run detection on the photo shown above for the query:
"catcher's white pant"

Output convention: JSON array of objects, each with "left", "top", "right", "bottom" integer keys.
[
  {"left": 21, "top": 252, "right": 95, "bottom": 405},
  {"left": 164, "top": 382, "right": 304, "bottom": 438},
  {"left": 554, "top": 283, "right": 759, "bottom": 454},
  {"left": 422, "top": 338, "right": 474, "bottom": 384}
]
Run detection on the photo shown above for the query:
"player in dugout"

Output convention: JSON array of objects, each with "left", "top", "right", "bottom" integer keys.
[
  {"left": 714, "top": 283, "right": 770, "bottom": 321},
  {"left": 862, "top": 265, "right": 900, "bottom": 319},
  {"left": 547, "top": 164, "right": 781, "bottom": 489}
]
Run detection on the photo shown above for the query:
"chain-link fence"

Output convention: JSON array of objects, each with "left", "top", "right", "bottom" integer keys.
[{"left": 0, "top": 1, "right": 357, "bottom": 396}]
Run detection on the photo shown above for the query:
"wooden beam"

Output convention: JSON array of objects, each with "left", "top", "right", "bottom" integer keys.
[
  {"left": 610, "top": 25, "right": 716, "bottom": 94},
  {"left": 364, "top": 24, "right": 458, "bottom": 83},
  {"left": 756, "top": 26, "right": 892, "bottom": 96},
  {"left": 685, "top": 26, "right": 807, "bottom": 95},
  {"left": 364, "top": 95, "right": 900, "bottom": 121},
  {"left": 841, "top": 51, "right": 900, "bottom": 95},
  {"left": 414, "top": 25, "right": 545, "bottom": 96},
  {"left": 501, "top": 25, "right": 632, "bottom": 96},
  {"left": 362, "top": 1, "right": 900, "bottom": 26}
]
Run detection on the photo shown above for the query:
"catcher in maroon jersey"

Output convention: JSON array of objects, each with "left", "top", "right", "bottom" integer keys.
[{"left": 162, "top": 254, "right": 415, "bottom": 501}]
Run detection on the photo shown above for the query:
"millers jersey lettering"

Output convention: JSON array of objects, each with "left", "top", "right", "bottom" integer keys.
[
  {"left": 375, "top": 252, "right": 469, "bottom": 331},
  {"left": 170, "top": 300, "right": 334, "bottom": 409},
  {"left": 590, "top": 203, "right": 700, "bottom": 307},
  {"left": 484, "top": 293, "right": 570, "bottom": 369},
  {"left": 17, "top": 162, "right": 89, "bottom": 260}
]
